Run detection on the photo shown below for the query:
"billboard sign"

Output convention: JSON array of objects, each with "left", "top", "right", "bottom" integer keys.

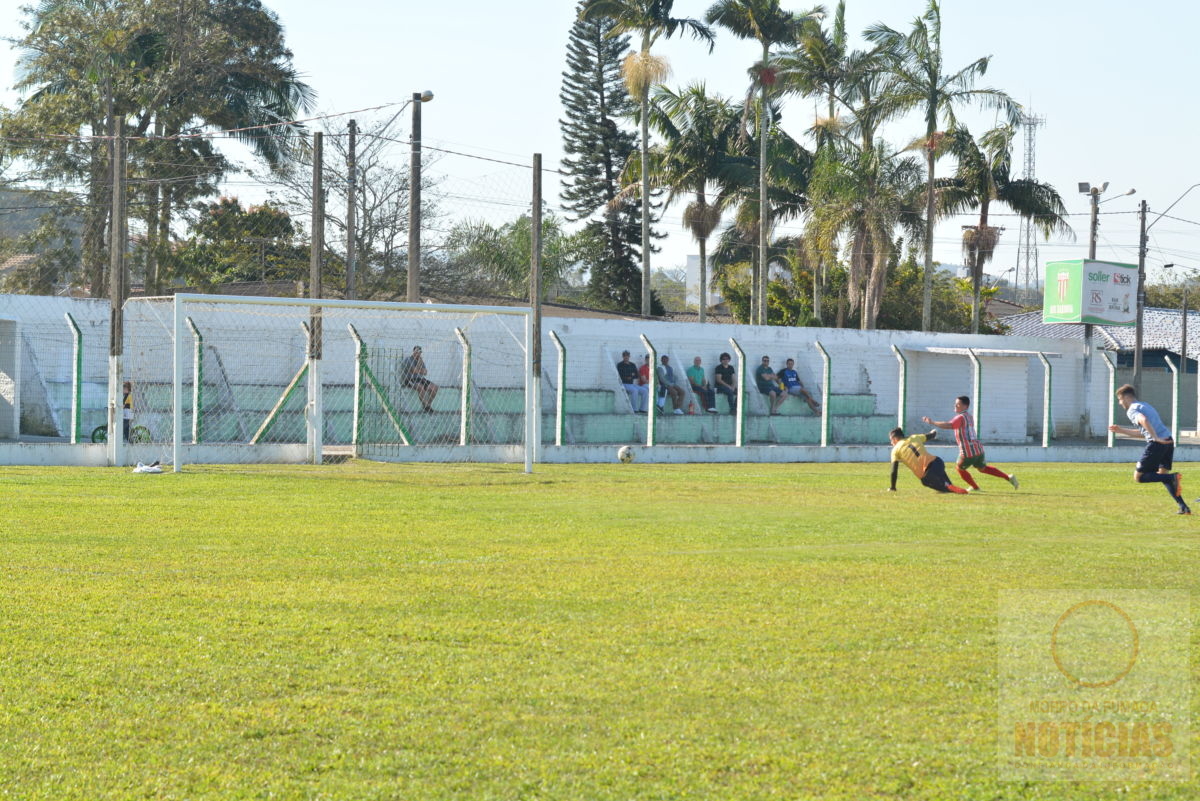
[{"left": 1043, "top": 259, "right": 1137, "bottom": 325}]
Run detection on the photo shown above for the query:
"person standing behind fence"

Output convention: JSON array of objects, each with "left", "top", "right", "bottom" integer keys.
[
  {"left": 616, "top": 350, "right": 648, "bottom": 413},
  {"left": 714, "top": 352, "right": 737, "bottom": 415},
  {"left": 401, "top": 346, "right": 439, "bottom": 412},
  {"left": 687, "top": 356, "right": 718, "bottom": 413}
]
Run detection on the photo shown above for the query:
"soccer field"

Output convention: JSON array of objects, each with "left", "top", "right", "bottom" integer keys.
[{"left": 2, "top": 461, "right": 1197, "bottom": 799}]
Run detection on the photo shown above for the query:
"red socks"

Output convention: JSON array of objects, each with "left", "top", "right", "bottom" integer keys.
[{"left": 956, "top": 467, "right": 980, "bottom": 490}]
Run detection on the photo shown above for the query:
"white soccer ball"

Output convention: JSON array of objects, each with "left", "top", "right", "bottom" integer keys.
[{"left": 617, "top": 445, "right": 635, "bottom": 464}]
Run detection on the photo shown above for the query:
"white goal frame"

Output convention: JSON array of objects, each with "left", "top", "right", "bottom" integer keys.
[{"left": 170, "top": 294, "right": 536, "bottom": 473}]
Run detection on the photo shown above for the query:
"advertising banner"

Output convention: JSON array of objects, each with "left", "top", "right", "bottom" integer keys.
[{"left": 1042, "top": 259, "right": 1137, "bottom": 325}]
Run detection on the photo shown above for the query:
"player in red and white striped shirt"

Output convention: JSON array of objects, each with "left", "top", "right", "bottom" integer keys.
[{"left": 922, "top": 396, "right": 1019, "bottom": 492}]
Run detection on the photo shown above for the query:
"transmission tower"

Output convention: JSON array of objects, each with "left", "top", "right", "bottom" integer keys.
[{"left": 1014, "top": 112, "right": 1045, "bottom": 301}]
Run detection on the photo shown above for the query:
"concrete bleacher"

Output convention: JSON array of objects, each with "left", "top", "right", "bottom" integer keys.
[{"left": 39, "top": 377, "right": 896, "bottom": 447}]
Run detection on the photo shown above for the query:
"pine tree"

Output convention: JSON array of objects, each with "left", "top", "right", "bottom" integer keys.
[{"left": 559, "top": 3, "right": 647, "bottom": 313}]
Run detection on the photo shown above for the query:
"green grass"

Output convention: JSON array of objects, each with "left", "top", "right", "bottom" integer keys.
[{"left": 1, "top": 460, "right": 1198, "bottom": 799}]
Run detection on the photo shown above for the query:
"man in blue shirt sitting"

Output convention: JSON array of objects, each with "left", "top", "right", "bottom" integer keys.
[{"left": 778, "top": 358, "right": 821, "bottom": 414}]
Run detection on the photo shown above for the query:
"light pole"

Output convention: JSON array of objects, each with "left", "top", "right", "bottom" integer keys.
[
  {"left": 1136, "top": 183, "right": 1200, "bottom": 387},
  {"left": 407, "top": 90, "right": 434, "bottom": 303},
  {"left": 1077, "top": 182, "right": 1134, "bottom": 435}
]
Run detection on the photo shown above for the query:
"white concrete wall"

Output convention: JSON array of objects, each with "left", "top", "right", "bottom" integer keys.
[{"left": 0, "top": 293, "right": 1113, "bottom": 443}]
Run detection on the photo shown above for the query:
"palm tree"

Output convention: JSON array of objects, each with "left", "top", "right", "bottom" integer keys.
[
  {"left": 580, "top": 0, "right": 714, "bottom": 316},
  {"left": 705, "top": 0, "right": 822, "bottom": 325},
  {"left": 864, "top": 0, "right": 1019, "bottom": 332},
  {"left": 642, "top": 84, "right": 741, "bottom": 322},
  {"left": 807, "top": 135, "right": 924, "bottom": 330},
  {"left": 707, "top": 113, "right": 814, "bottom": 323},
  {"left": 937, "top": 125, "right": 1073, "bottom": 333}
]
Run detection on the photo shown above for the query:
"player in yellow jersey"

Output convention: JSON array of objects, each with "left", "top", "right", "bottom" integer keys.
[{"left": 888, "top": 427, "right": 968, "bottom": 494}]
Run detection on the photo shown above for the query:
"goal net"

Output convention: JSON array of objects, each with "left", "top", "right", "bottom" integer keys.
[{"left": 123, "top": 295, "right": 534, "bottom": 471}]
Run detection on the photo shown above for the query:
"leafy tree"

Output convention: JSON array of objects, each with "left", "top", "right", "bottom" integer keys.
[
  {"left": 875, "top": 243, "right": 999, "bottom": 333},
  {"left": 171, "top": 197, "right": 307, "bottom": 287},
  {"left": 6, "top": 0, "right": 313, "bottom": 295},
  {"left": 865, "top": 0, "right": 1019, "bottom": 331},
  {"left": 936, "top": 125, "right": 1072, "bottom": 333},
  {"left": 580, "top": 0, "right": 713, "bottom": 316},
  {"left": 441, "top": 212, "right": 586, "bottom": 300}
]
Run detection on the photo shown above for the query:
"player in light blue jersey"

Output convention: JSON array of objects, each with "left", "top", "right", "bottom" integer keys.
[{"left": 1107, "top": 384, "right": 1189, "bottom": 515}]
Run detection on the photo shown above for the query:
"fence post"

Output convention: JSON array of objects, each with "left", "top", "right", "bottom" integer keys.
[
  {"left": 729, "top": 337, "right": 745, "bottom": 447},
  {"left": 1101, "top": 351, "right": 1117, "bottom": 448},
  {"left": 1037, "top": 352, "right": 1053, "bottom": 448},
  {"left": 890, "top": 344, "right": 907, "bottom": 431},
  {"left": 185, "top": 317, "right": 204, "bottom": 444},
  {"left": 523, "top": 311, "right": 534, "bottom": 473},
  {"left": 1165, "top": 354, "right": 1180, "bottom": 441},
  {"left": 640, "top": 334, "right": 657, "bottom": 448},
  {"left": 172, "top": 296, "right": 184, "bottom": 471},
  {"left": 814, "top": 340, "right": 831, "bottom": 447},
  {"left": 967, "top": 348, "right": 982, "bottom": 434},
  {"left": 548, "top": 330, "right": 566, "bottom": 447},
  {"left": 454, "top": 327, "right": 471, "bottom": 447},
  {"left": 349, "top": 324, "right": 364, "bottom": 449},
  {"left": 65, "top": 313, "right": 81, "bottom": 444}
]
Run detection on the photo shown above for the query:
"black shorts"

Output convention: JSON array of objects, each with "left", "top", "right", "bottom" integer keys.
[
  {"left": 920, "top": 457, "right": 953, "bottom": 492},
  {"left": 1136, "top": 440, "right": 1174, "bottom": 474},
  {"left": 405, "top": 377, "right": 432, "bottom": 390}
]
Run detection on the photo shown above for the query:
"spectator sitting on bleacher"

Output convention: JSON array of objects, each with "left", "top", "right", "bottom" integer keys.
[
  {"left": 714, "top": 352, "right": 737, "bottom": 415},
  {"left": 656, "top": 355, "right": 687, "bottom": 415},
  {"left": 687, "top": 356, "right": 719, "bottom": 413},
  {"left": 401, "top": 345, "right": 439, "bottom": 412},
  {"left": 778, "top": 358, "right": 821, "bottom": 413},
  {"left": 639, "top": 354, "right": 650, "bottom": 386},
  {"left": 616, "top": 350, "right": 648, "bottom": 413},
  {"left": 755, "top": 355, "right": 785, "bottom": 415}
]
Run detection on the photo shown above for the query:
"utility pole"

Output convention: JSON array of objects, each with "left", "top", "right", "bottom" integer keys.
[
  {"left": 345, "top": 119, "right": 357, "bottom": 300},
  {"left": 310, "top": 131, "right": 324, "bottom": 357},
  {"left": 530, "top": 153, "right": 542, "bottom": 464},
  {"left": 530, "top": 153, "right": 542, "bottom": 381},
  {"left": 1134, "top": 199, "right": 1148, "bottom": 387},
  {"left": 108, "top": 117, "right": 126, "bottom": 467},
  {"left": 407, "top": 92, "right": 423, "bottom": 303},
  {"left": 309, "top": 131, "right": 324, "bottom": 466}
]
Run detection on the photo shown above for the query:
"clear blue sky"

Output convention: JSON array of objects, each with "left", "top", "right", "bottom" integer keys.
[{"left": 3, "top": 0, "right": 1199, "bottom": 288}]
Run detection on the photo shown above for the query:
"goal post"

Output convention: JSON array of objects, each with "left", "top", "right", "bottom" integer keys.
[{"left": 153, "top": 294, "right": 536, "bottom": 473}]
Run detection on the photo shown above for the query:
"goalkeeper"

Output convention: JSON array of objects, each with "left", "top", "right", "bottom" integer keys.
[{"left": 888, "top": 427, "right": 968, "bottom": 494}]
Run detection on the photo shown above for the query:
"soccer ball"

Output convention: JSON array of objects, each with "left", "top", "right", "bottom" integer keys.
[{"left": 617, "top": 445, "right": 635, "bottom": 464}]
